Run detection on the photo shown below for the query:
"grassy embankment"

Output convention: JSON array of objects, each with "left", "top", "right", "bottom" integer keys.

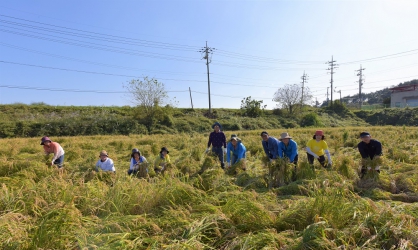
[{"left": 1, "top": 126, "right": 417, "bottom": 249}]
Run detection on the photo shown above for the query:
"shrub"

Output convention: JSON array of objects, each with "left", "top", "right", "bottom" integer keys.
[{"left": 300, "top": 113, "right": 322, "bottom": 127}]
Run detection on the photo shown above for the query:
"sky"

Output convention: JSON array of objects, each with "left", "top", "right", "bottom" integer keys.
[{"left": 1, "top": 0, "right": 417, "bottom": 109}]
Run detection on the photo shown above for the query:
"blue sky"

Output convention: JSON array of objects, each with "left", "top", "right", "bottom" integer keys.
[{"left": 1, "top": 0, "right": 417, "bottom": 109}]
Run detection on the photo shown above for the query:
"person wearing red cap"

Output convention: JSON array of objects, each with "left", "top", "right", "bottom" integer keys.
[
  {"left": 40, "top": 136, "right": 65, "bottom": 168},
  {"left": 305, "top": 130, "right": 332, "bottom": 168}
]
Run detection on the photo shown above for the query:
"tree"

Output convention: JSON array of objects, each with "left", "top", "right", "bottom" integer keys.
[
  {"left": 123, "top": 77, "right": 169, "bottom": 115},
  {"left": 273, "top": 84, "right": 313, "bottom": 115},
  {"left": 240, "top": 96, "right": 266, "bottom": 117}
]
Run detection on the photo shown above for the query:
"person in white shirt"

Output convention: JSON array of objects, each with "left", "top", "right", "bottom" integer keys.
[{"left": 95, "top": 150, "right": 116, "bottom": 172}]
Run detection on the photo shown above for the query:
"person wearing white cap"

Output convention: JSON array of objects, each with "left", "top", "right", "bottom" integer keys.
[
  {"left": 226, "top": 134, "right": 246, "bottom": 168},
  {"left": 278, "top": 132, "right": 298, "bottom": 165},
  {"left": 358, "top": 131, "right": 382, "bottom": 178}
]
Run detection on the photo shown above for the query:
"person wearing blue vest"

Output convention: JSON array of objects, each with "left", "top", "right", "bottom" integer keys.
[
  {"left": 226, "top": 134, "right": 246, "bottom": 168},
  {"left": 278, "top": 132, "right": 298, "bottom": 165},
  {"left": 261, "top": 131, "right": 280, "bottom": 162}
]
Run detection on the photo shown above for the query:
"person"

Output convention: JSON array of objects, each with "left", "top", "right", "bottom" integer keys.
[
  {"left": 306, "top": 130, "right": 332, "bottom": 168},
  {"left": 95, "top": 150, "right": 116, "bottom": 172},
  {"left": 358, "top": 131, "right": 383, "bottom": 178},
  {"left": 226, "top": 134, "right": 247, "bottom": 168},
  {"left": 278, "top": 132, "right": 298, "bottom": 165},
  {"left": 128, "top": 148, "right": 148, "bottom": 176},
  {"left": 154, "top": 147, "right": 171, "bottom": 173},
  {"left": 206, "top": 122, "right": 227, "bottom": 169},
  {"left": 261, "top": 131, "right": 280, "bottom": 162},
  {"left": 40, "top": 136, "right": 65, "bottom": 168}
]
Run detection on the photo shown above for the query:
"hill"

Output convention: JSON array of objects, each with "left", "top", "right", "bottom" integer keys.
[{"left": 0, "top": 103, "right": 417, "bottom": 138}]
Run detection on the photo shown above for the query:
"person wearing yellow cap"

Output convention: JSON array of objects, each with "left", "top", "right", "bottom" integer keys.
[{"left": 305, "top": 130, "right": 332, "bottom": 168}]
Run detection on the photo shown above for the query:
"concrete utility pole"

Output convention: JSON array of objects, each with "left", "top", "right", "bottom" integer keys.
[
  {"left": 301, "top": 71, "right": 308, "bottom": 107},
  {"left": 356, "top": 65, "right": 365, "bottom": 109},
  {"left": 199, "top": 41, "right": 215, "bottom": 114},
  {"left": 326, "top": 56, "right": 338, "bottom": 107},
  {"left": 327, "top": 87, "right": 329, "bottom": 105},
  {"left": 335, "top": 89, "right": 342, "bottom": 102},
  {"left": 189, "top": 87, "right": 194, "bottom": 109}
]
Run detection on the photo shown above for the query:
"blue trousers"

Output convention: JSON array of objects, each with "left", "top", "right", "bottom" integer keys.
[
  {"left": 53, "top": 154, "right": 65, "bottom": 168},
  {"left": 212, "top": 147, "right": 225, "bottom": 168}
]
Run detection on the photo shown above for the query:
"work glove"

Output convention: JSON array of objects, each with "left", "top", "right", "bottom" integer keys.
[
  {"left": 205, "top": 148, "right": 210, "bottom": 153},
  {"left": 227, "top": 162, "right": 231, "bottom": 168},
  {"left": 223, "top": 148, "right": 227, "bottom": 154}
]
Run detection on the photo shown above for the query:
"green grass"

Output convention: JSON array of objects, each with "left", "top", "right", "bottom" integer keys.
[{"left": 1, "top": 127, "right": 418, "bottom": 249}]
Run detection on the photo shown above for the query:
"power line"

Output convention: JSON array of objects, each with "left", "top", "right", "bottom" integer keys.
[
  {"left": 0, "top": 84, "right": 189, "bottom": 93},
  {"left": 0, "top": 15, "right": 200, "bottom": 51},
  {"left": 0, "top": 42, "right": 205, "bottom": 76},
  {"left": 0, "top": 60, "right": 206, "bottom": 82}
]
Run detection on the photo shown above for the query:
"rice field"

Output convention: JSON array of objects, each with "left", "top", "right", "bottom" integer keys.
[{"left": 1, "top": 126, "right": 417, "bottom": 249}]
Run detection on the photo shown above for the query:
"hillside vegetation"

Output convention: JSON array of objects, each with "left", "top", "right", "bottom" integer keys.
[
  {"left": 2, "top": 103, "right": 417, "bottom": 138},
  {"left": 1, "top": 127, "right": 417, "bottom": 249}
]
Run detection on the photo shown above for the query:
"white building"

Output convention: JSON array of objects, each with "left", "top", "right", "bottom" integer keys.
[{"left": 389, "top": 84, "right": 418, "bottom": 108}]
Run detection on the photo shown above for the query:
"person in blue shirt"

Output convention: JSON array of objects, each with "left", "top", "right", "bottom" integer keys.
[
  {"left": 278, "top": 132, "right": 298, "bottom": 165},
  {"left": 261, "top": 131, "right": 280, "bottom": 162},
  {"left": 226, "top": 134, "right": 246, "bottom": 167}
]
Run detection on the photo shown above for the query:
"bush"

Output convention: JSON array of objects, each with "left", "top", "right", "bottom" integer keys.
[{"left": 300, "top": 113, "right": 322, "bottom": 127}]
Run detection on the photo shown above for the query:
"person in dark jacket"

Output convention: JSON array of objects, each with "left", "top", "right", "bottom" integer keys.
[
  {"left": 358, "top": 131, "right": 383, "bottom": 178},
  {"left": 206, "top": 122, "right": 227, "bottom": 169},
  {"left": 261, "top": 131, "right": 279, "bottom": 162}
]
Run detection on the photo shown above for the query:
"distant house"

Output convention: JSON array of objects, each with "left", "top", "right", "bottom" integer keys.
[{"left": 389, "top": 84, "right": 418, "bottom": 108}]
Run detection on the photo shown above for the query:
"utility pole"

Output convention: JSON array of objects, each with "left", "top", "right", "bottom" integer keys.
[
  {"left": 189, "top": 87, "right": 194, "bottom": 109},
  {"left": 199, "top": 41, "right": 215, "bottom": 114},
  {"left": 301, "top": 71, "right": 308, "bottom": 107},
  {"left": 335, "top": 89, "right": 342, "bottom": 103},
  {"left": 326, "top": 56, "right": 338, "bottom": 107},
  {"left": 327, "top": 87, "right": 329, "bottom": 105},
  {"left": 356, "top": 65, "right": 365, "bottom": 109}
]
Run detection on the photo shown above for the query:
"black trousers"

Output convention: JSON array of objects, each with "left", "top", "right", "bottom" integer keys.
[{"left": 307, "top": 153, "right": 326, "bottom": 167}]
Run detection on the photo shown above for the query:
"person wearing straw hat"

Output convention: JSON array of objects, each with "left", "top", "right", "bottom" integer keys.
[
  {"left": 95, "top": 150, "right": 116, "bottom": 172},
  {"left": 278, "top": 132, "right": 299, "bottom": 165},
  {"left": 206, "top": 122, "right": 227, "bottom": 169},
  {"left": 260, "top": 131, "right": 280, "bottom": 162},
  {"left": 306, "top": 130, "right": 332, "bottom": 168},
  {"left": 226, "top": 134, "right": 246, "bottom": 167},
  {"left": 40, "top": 136, "right": 65, "bottom": 168},
  {"left": 154, "top": 147, "right": 171, "bottom": 173},
  {"left": 358, "top": 131, "right": 383, "bottom": 178},
  {"left": 128, "top": 148, "right": 148, "bottom": 175}
]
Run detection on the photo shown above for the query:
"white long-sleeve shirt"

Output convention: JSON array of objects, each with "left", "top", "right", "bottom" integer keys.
[{"left": 96, "top": 158, "right": 116, "bottom": 172}]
